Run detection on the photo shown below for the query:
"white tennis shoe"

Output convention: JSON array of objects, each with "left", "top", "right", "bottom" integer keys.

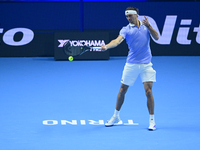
[
  {"left": 105, "top": 115, "right": 122, "bottom": 127},
  {"left": 148, "top": 119, "right": 156, "bottom": 131}
]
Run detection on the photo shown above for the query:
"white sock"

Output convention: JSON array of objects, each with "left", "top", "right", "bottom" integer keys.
[
  {"left": 150, "top": 115, "right": 154, "bottom": 121},
  {"left": 114, "top": 109, "right": 120, "bottom": 117}
]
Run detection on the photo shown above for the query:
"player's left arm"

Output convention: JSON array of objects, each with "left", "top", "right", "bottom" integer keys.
[{"left": 142, "top": 16, "right": 159, "bottom": 40}]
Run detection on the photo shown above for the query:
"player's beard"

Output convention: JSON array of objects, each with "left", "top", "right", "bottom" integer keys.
[{"left": 129, "top": 18, "right": 137, "bottom": 24}]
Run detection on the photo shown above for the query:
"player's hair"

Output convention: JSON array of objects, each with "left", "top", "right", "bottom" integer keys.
[{"left": 125, "top": 7, "right": 139, "bottom": 15}]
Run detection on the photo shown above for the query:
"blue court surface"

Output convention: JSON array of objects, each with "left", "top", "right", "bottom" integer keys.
[{"left": 0, "top": 56, "right": 200, "bottom": 150}]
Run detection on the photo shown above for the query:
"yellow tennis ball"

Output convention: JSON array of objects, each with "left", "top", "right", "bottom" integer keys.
[{"left": 68, "top": 56, "right": 73, "bottom": 61}]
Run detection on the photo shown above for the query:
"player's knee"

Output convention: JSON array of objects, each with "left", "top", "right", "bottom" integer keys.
[
  {"left": 119, "top": 87, "right": 128, "bottom": 95},
  {"left": 145, "top": 89, "right": 152, "bottom": 97}
]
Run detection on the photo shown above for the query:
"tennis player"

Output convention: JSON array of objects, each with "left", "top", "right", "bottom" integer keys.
[{"left": 100, "top": 7, "right": 159, "bottom": 131}]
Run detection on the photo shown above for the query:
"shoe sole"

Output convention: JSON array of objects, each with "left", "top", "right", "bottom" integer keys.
[
  {"left": 148, "top": 128, "right": 156, "bottom": 131},
  {"left": 105, "top": 120, "right": 123, "bottom": 127},
  {"left": 105, "top": 124, "right": 114, "bottom": 127}
]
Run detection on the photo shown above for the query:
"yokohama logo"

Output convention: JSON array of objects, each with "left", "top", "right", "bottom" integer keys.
[
  {"left": 43, "top": 119, "right": 139, "bottom": 125},
  {"left": 58, "top": 40, "right": 106, "bottom": 47}
]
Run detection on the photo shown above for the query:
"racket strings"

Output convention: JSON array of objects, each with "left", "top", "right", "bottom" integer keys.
[{"left": 63, "top": 42, "right": 92, "bottom": 56}]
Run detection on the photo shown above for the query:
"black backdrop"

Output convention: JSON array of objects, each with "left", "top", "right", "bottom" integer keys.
[{"left": 0, "top": 1, "right": 200, "bottom": 57}]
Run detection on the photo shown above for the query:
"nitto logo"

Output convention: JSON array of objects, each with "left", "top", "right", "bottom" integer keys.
[
  {"left": 43, "top": 119, "right": 139, "bottom": 126},
  {"left": 0, "top": 28, "right": 34, "bottom": 46},
  {"left": 58, "top": 40, "right": 106, "bottom": 47},
  {"left": 138, "top": 15, "right": 200, "bottom": 45}
]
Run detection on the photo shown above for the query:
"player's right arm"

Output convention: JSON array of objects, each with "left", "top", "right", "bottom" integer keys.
[{"left": 100, "top": 35, "right": 124, "bottom": 51}]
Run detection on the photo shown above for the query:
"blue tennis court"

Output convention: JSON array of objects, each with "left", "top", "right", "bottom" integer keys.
[{"left": 0, "top": 56, "right": 200, "bottom": 150}]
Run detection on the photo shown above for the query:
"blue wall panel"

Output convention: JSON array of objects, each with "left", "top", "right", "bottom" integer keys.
[{"left": 0, "top": 2, "right": 80, "bottom": 30}]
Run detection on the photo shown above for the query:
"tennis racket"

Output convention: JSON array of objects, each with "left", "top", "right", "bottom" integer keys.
[{"left": 63, "top": 41, "right": 101, "bottom": 57}]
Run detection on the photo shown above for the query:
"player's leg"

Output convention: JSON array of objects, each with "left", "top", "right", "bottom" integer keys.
[
  {"left": 105, "top": 63, "right": 138, "bottom": 127},
  {"left": 143, "top": 82, "right": 156, "bottom": 130},
  {"left": 105, "top": 83, "right": 129, "bottom": 127},
  {"left": 116, "top": 83, "right": 129, "bottom": 111},
  {"left": 144, "top": 82, "right": 154, "bottom": 115},
  {"left": 140, "top": 63, "right": 156, "bottom": 130}
]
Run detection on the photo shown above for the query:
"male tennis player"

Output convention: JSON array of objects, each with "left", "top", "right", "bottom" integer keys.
[{"left": 100, "top": 7, "right": 159, "bottom": 131}]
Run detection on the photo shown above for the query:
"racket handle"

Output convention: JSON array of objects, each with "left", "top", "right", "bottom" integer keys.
[
  {"left": 92, "top": 47, "right": 101, "bottom": 49},
  {"left": 92, "top": 47, "right": 101, "bottom": 51}
]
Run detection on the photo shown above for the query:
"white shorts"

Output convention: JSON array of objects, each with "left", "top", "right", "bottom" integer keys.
[{"left": 121, "top": 62, "right": 156, "bottom": 86}]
